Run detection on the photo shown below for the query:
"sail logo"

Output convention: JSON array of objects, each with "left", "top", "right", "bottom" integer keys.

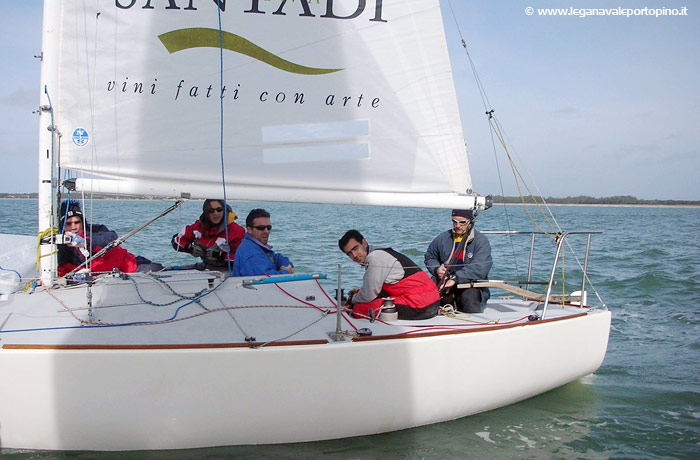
[
  {"left": 72, "top": 128, "right": 89, "bottom": 147},
  {"left": 158, "top": 28, "right": 342, "bottom": 75},
  {"left": 118, "top": 0, "right": 388, "bottom": 74},
  {"left": 115, "top": 0, "right": 386, "bottom": 23}
]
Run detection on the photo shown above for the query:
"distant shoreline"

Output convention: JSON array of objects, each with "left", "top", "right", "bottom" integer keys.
[
  {"left": 503, "top": 203, "right": 700, "bottom": 209},
  {"left": 1, "top": 196, "right": 698, "bottom": 208}
]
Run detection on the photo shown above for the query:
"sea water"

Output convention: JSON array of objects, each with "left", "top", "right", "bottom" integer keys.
[{"left": 0, "top": 199, "right": 698, "bottom": 459}]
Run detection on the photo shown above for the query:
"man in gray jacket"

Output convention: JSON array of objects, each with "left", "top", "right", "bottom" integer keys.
[
  {"left": 339, "top": 230, "right": 439, "bottom": 320},
  {"left": 424, "top": 209, "right": 492, "bottom": 313}
]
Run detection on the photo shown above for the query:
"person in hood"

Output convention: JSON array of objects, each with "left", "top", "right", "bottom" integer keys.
[
  {"left": 172, "top": 199, "right": 245, "bottom": 271},
  {"left": 232, "top": 208, "right": 293, "bottom": 277},
  {"left": 424, "top": 209, "right": 492, "bottom": 313},
  {"left": 57, "top": 200, "right": 149, "bottom": 277},
  {"left": 59, "top": 200, "right": 118, "bottom": 248}
]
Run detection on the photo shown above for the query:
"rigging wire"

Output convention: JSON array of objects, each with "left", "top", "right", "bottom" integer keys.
[
  {"left": 445, "top": 0, "right": 519, "bottom": 275},
  {"left": 63, "top": 200, "right": 183, "bottom": 277},
  {"left": 445, "top": 1, "right": 607, "bottom": 303},
  {"left": 0, "top": 276, "right": 334, "bottom": 336},
  {"left": 55, "top": 11, "right": 192, "bottom": 279},
  {"left": 445, "top": 0, "right": 563, "bottom": 236},
  {"left": 81, "top": 10, "right": 105, "bottom": 274}
]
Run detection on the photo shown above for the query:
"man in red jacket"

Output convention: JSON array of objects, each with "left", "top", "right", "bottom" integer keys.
[{"left": 338, "top": 229, "right": 440, "bottom": 320}]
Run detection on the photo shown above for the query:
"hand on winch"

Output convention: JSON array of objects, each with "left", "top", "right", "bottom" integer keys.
[
  {"left": 437, "top": 264, "right": 456, "bottom": 292},
  {"left": 345, "top": 288, "right": 360, "bottom": 306},
  {"left": 191, "top": 243, "right": 207, "bottom": 258},
  {"left": 205, "top": 246, "right": 223, "bottom": 260}
]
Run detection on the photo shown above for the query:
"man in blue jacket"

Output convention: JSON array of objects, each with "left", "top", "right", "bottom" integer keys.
[
  {"left": 424, "top": 209, "right": 492, "bottom": 313},
  {"left": 233, "top": 208, "right": 294, "bottom": 277}
]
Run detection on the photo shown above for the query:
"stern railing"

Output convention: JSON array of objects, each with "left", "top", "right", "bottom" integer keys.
[{"left": 478, "top": 230, "right": 602, "bottom": 319}]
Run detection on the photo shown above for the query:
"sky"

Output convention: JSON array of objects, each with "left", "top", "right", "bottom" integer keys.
[{"left": 0, "top": 0, "right": 698, "bottom": 200}]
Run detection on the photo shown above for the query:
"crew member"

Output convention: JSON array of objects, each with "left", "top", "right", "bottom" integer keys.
[
  {"left": 57, "top": 200, "right": 140, "bottom": 276},
  {"left": 172, "top": 199, "right": 245, "bottom": 271},
  {"left": 233, "top": 208, "right": 294, "bottom": 276},
  {"left": 339, "top": 229, "right": 439, "bottom": 320},
  {"left": 424, "top": 209, "right": 492, "bottom": 313}
]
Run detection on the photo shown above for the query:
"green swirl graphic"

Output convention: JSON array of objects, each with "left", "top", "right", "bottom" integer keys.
[{"left": 158, "top": 28, "right": 343, "bottom": 75}]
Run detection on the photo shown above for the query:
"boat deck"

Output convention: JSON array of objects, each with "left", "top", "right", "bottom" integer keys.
[{"left": 0, "top": 270, "right": 594, "bottom": 348}]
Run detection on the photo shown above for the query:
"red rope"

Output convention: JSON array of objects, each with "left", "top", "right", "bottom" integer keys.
[
  {"left": 272, "top": 282, "right": 331, "bottom": 312},
  {"left": 272, "top": 279, "right": 360, "bottom": 332}
]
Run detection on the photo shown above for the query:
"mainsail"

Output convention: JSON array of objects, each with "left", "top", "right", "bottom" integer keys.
[{"left": 42, "top": 0, "right": 480, "bottom": 208}]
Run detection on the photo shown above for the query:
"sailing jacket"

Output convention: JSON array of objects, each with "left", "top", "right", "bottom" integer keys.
[
  {"left": 424, "top": 228, "right": 492, "bottom": 304},
  {"left": 85, "top": 224, "right": 118, "bottom": 248},
  {"left": 232, "top": 233, "right": 293, "bottom": 276},
  {"left": 57, "top": 224, "right": 136, "bottom": 276},
  {"left": 58, "top": 235, "right": 138, "bottom": 277},
  {"left": 351, "top": 247, "right": 440, "bottom": 319},
  {"left": 173, "top": 218, "right": 245, "bottom": 267}
]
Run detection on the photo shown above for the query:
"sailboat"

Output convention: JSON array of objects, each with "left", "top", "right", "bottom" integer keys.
[{"left": 0, "top": 0, "right": 610, "bottom": 451}]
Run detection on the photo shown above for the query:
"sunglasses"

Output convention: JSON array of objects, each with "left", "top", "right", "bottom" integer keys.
[
  {"left": 252, "top": 225, "right": 272, "bottom": 231},
  {"left": 452, "top": 218, "right": 470, "bottom": 225},
  {"left": 207, "top": 207, "right": 224, "bottom": 213}
]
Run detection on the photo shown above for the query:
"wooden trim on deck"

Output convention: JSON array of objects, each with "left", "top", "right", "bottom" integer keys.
[
  {"left": 352, "top": 312, "right": 589, "bottom": 342},
  {"left": 1, "top": 339, "right": 328, "bottom": 350},
  {"left": 463, "top": 281, "right": 583, "bottom": 304}
]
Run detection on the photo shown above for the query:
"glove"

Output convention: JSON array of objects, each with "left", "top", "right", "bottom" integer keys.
[
  {"left": 171, "top": 234, "right": 192, "bottom": 253},
  {"left": 346, "top": 288, "right": 359, "bottom": 306},
  {"left": 205, "top": 246, "right": 224, "bottom": 260},
  {"left": 191, "top": 244, "right": 207, "bottom": 258}
]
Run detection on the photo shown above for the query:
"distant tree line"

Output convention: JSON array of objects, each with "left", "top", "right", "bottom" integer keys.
[
  {"left": 492, "top": 195, "right": 699, "bottom": 206},
  {"left": 1, "top": 192, "right": 698, "bottom": 206},
  {"left": 0, "top": 193, "right": 39, "bottom": 199},
  {"left": 0, "top": 193, "right": 168, "bottom": 200}
]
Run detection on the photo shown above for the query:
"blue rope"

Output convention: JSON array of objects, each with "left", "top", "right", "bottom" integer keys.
[
  {"left": 0, "top": 265, "right": 22, "bottom": 280},
  {"left": 0, "top": 274, "right": 329, "bottom": 335},
  {"left": 216, "top": 3, "right": 233, "bottom": 276},
  {"left": 0, "top": 276, "right": 230, "bottom": 334}
]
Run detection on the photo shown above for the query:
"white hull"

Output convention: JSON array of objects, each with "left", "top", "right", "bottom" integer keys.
[{"left": 0, "top": 272, "right": 610, "bottom": 451}]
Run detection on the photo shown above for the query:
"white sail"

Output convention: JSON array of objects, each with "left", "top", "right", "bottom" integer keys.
[{"left": 44, "top": 0, "right": 475, "bottom": 208}]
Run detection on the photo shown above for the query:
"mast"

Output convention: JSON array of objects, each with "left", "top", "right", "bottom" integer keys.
[{"left": 37, "top": 0, "right": 61, "bottom": 284}]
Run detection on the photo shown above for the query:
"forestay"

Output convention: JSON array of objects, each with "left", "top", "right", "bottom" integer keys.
[{"left": 42, "top": 0, "right": 480, "bottom": 208}]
